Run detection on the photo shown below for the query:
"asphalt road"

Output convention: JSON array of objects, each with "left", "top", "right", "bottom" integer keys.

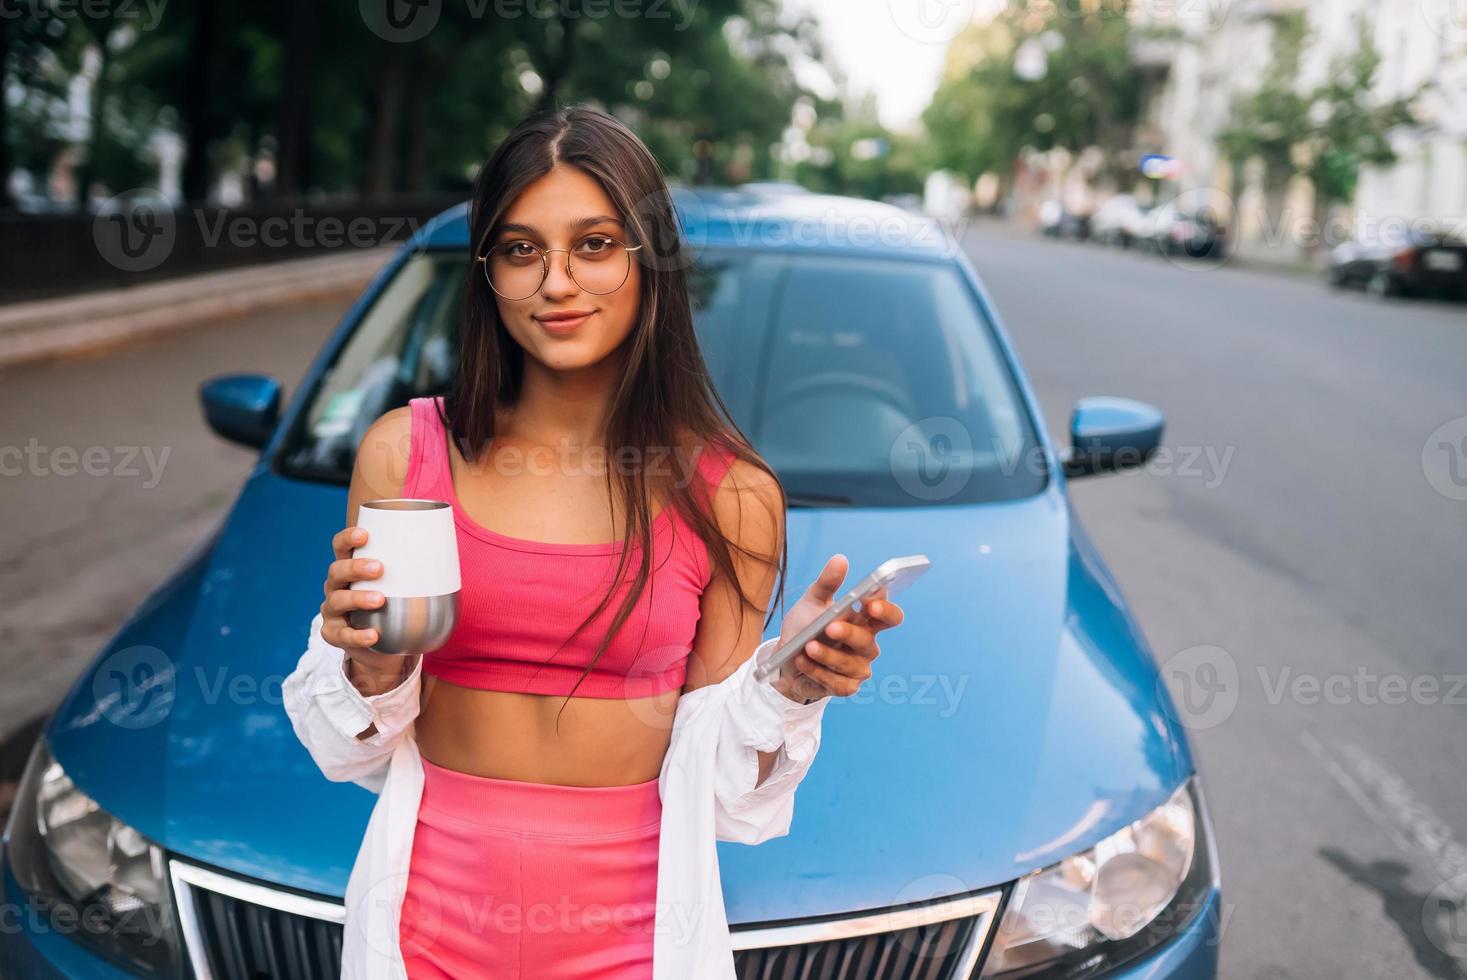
[
  {"left": 962, "top": 221, "right": 1467, "bottom": 980},
  {"left": 0, "top": 299, "right": 349, "bottom": 761},
  {"left": 2, "top": 227, "right": 1465, "bottom": 979}
]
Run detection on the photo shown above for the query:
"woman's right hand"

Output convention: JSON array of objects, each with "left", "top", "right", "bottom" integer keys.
[{"left": 322, "top": 525, "right": 418, "bottom": 691}]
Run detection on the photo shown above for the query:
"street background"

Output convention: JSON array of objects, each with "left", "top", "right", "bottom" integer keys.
[{"left": 4, "top": 0, "right": 1467, "bottom": 978}]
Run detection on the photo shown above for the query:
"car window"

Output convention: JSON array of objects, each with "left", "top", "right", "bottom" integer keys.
[
  {"left": 276, "top": 250, "right": 464, "bottom": 481},
  {"left": 728, "top": 249, "right": 1044, "bottom": 505},
  {"left": 276, "top": 245, "right": 1047, "bottom": 505}
]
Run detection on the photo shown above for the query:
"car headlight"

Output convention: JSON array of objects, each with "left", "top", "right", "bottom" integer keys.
[
  {"left": 4, "top": 734, "right": 181, "bottom": 975},
  {"left": 979, "top": 774, "right": 1217, "bottom": 978}
]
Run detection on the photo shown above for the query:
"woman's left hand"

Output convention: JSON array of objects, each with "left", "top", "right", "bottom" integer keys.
[{"left": 771, "top": 554, "right": 905, "bottom": 704}]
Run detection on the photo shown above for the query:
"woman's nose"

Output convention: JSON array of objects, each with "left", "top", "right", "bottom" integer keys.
[{"left": 541, "top": 250, "right": 578, "bottom": 297}]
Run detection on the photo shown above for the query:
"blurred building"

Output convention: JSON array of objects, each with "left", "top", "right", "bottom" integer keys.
[
  {"left": 1132, "top": 0, "right": 1306, "bottom": 195},
  {"left": 1131, "top": 0, "right": 1308, "bottom": 250},
  {"left": 1131, "top": 0, "right": 1466, "bottom": 257},
  {"left": 1299, "top": 0, "right": 1467, "bottom": 231}
]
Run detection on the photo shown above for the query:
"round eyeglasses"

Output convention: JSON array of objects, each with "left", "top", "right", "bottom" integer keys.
[{"left": 475, "top": 234, "right": 644, "bottom": 301}]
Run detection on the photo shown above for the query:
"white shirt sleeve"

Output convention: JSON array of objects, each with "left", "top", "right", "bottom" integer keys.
[
  {"left": 281, "top": 611, "right": 424, "bottom": 795},
  {"left": 711, "top": 636, "right": 830, "bottom": 844}
]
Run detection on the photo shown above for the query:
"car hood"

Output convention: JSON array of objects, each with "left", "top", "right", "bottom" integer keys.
[{"left": 45, "top": 474, "right": 1190, "bottom": 923}]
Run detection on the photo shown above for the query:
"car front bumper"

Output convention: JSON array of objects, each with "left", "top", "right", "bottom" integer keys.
[{"left": 2, "top": 842, "right": 1221, "bottom": 980}]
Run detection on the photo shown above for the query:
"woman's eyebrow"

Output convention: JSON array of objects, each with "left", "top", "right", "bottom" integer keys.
[{"left": 495, "top": 215, "right": 625, "bottom": 238}]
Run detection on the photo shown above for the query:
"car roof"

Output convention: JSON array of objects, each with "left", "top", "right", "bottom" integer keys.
[{"left": 414, "top": 185, "right": 956, "bottom": 262}]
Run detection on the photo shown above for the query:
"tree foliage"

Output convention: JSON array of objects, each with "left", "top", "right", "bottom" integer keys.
[
  {"left": 1217, "top": 11, "right": 1416, "bottom": 205},
  {"left": 3, "top": 0, "right": 824, "bottom": 205},
  {"left": 922, "top": 1, "right": 1142, "bottom": 184}
]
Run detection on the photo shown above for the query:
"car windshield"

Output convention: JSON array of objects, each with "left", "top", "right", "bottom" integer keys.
[{"left": 275, "top": 245, "right": 1047, "bottom": 506}]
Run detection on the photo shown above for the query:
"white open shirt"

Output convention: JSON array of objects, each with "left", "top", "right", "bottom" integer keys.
[{"left": 282, "top": 612, "right": 830, "bottom": 979}]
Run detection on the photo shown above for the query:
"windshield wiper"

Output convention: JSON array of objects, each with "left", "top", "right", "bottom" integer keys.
[{"left": 784, "top": 491, "right": 855, "bottom": 508}]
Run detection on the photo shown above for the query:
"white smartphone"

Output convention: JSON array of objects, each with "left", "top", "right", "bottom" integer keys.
[{"left": 752, "top": 554, "right": 931, "bottom": 685}]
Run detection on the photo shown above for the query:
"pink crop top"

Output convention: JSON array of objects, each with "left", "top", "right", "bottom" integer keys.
[{"left": 401, "top": 395, "right": 737, "bottom": 699}]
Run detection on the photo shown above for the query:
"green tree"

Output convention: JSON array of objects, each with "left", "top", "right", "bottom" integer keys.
[
  {"left": 1216, "top": 11, "right": 1416, "bottom": 251},
  {"left": 921, "top": 1, "right": 1141, "bottom": 187},
  {"left": 1215, "top": 10, "right": 1309, "bottom": 225},
  {"left": 1303, "top": 17, "right": 1415, "bottom": 209}
]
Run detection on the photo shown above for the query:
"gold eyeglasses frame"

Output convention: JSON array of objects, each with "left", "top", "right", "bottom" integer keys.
[{"left": 474, "top": 234, "right": 646, "bottom": 301}]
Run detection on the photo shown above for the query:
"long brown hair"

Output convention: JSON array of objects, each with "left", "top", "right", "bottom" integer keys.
[{"left": 438, "top": 102, "right": 789, "bottom": 725}]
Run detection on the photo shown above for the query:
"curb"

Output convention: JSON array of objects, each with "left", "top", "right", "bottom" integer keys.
[{"left": 0, "top": 247, "right": 397, "bottom": 369}]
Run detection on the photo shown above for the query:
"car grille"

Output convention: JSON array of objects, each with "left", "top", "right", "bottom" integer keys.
[
  {"left": 729, "top": 893, "right": 998, "bottom": 979},
  {"left": 170, "top": 859, "right": 1002, "bottom": 980}
]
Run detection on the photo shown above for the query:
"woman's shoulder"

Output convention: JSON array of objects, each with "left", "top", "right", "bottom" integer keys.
[
  {"left": 683, "top": 429, "right": 780, "bottom": 513},
  {"left": 679, "top": 427, "right": 739, "bottom": 488},
  {"left": 354, "top": 405, "right": 415, "bottom": 487}
]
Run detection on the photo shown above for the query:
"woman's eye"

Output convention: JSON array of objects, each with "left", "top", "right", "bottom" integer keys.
[
  {"left": 493, "top": 242, "right": 538, "bottom": 261},
  {"left": 576, "top": 236, "right": 616, "bottom": 256}
]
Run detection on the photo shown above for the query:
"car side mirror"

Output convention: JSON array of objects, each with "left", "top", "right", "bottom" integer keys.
[
  {"left": 1064, "top": 396, "right": 1165, "bottom": 478},
  {"left": 200, "top": 374, "right": 282, "bottom": 451}
]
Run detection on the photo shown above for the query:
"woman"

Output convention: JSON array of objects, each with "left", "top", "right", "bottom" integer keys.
[{"left": 283, "top": 103, "right": 906, "bottom": 979}]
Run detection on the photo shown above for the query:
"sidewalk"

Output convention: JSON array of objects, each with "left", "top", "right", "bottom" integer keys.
[{"left": 0, "top": 246, "right": 398, "bottom": 369}]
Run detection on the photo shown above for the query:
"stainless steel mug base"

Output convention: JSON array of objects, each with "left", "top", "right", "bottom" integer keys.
[{"left": 349, "top": 592, "right": 461, "bottom": 656}]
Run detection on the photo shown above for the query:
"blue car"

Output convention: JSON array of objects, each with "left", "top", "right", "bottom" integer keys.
[{"left": 2, "top": 188, "right": 1221, "bottom": 979}]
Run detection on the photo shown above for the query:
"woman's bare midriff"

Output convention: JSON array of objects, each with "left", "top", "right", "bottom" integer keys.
[
  {"left": 413, "top": 674, "right": 683, "bottom": 786},
  {"left": 413, "top": 421, "right": 697, "bottom": 786}
]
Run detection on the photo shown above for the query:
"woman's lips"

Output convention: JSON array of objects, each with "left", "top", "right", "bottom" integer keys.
[{"left": 536, "top": 311, "right": 593, "bottom": 335}]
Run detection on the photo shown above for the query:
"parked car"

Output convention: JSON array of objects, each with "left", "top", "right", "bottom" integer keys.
[
  {"left": 883, "top": 192, "right": 925, "bottom": 214},
  {"left": 2, "top": 189, "right": 1221, "bottom": 980},
  {"left": 1091, "top": 194, "right": 1151, "bottom": 249},
  {"left": 1141, "top": 203, "right": 1229, "bottom": 260},
  {"left": 1038, "top": 198, "right": 1093, "bottom": 241},
  {"left": 1326, "top": 228, "right": 1467, "bottom": 300},
  {"left": 736, "top": 180, "right": 810, "bottom": 197}
]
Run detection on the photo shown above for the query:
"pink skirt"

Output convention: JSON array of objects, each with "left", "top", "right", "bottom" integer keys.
[{"left": 398, "top": 755, "right": 663, "bottom": 978}]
